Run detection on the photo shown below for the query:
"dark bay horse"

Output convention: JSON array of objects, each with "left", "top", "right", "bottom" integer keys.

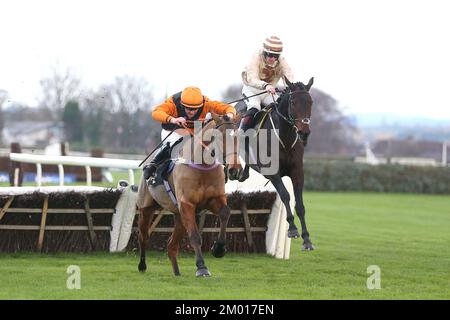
[
  {"left": 136, "top": 114, "right": 242, "bottom": 277},
  {"left": 237, "top": 77, "right": 315, "bottom": 250}
]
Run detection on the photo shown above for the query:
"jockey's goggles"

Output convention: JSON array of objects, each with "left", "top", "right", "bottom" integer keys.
[
  {"left": 185, "top": 106, "right": 201, "bottom": 112},
  {"left": 265, "top": 52, "right": 280, "bottom": 59}
]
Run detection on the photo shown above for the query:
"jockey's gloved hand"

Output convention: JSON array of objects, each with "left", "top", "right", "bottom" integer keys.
[
  {"left": 170, "top": 117, "right": 187, "bottom": 127},
  {"left": 265, "top": 84, "right": 276, "bottom": 94}
]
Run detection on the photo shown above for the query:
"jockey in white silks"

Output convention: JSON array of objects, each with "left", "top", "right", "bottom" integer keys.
[{"left": 238, "top": 35, "right": 295, "bottom": 132}]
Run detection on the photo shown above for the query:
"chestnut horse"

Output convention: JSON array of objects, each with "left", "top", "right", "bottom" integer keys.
[
  {"left": 237, "top": 77, "right": 315, "bottom": 250},
  {"left": 136, "top": 114, "right": 242, "bottom": 277}
]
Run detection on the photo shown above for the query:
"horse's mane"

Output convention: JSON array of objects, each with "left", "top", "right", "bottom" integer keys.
[
  {"left": 202, "top": 118, "right": 216, "bottom": 131},
  {"left": 277, "top": 90, "right": 290, "bottom": 105},
  {"left": 277, "top": 81, "right": 310, "bottom": 104},
  {"left": 203, "top": 115, "right": 233, "bottom": 129}
]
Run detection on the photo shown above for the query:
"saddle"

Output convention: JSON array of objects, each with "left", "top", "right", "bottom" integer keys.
[
  {"left": 253, "top": 106, "right": 273, "bottom": 131},
  {"left": 237, "top": 98, "right": 275, "bottom": 132}
]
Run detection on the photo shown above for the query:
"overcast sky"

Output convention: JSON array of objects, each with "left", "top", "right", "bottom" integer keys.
[{"left": 1, "top": 0, "right": 449, "bottom": 119}]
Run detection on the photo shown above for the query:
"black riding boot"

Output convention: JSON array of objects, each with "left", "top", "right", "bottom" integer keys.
[
  {"left": 143, "top": 143, "right": 171, "bottom": 179},
  {"left": 238, "top": 107, "right": 258, "bottom": 134}
]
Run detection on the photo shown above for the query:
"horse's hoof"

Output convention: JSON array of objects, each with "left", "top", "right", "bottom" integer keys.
[
  {"left": 196, "top": 268, "right": 211, "bottom": 277},
  {"left": 288, "top": 229, "right": 300, "bottom": 238},
  {"left": 302, "top": 242, "right": 315, "bottom": 251},
  {"left": 211, "top": 241, "right": 226, "bottom": 258},
  {"left": 138, "top": 262, "right": 147, "bottom": 273}
]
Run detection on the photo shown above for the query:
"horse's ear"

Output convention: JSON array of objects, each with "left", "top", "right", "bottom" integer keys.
[
  {"left": 306, "top": 77, "right": 314, "bottom": 91},
  {"left": 284, "top": 76, "right": 294, "bottom": 90}
]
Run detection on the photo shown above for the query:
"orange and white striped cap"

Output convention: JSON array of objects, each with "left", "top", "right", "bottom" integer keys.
[{"left": 263, "top": 36, "right": 283, "bottom": 54}]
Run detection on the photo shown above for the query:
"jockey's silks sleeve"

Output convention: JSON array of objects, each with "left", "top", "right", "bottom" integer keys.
[
  {"left": 152, "top": 96, "right": 236, "bottom": 125},
  {"left": 204, "top": 98, "right": 236, "bottom": 116},
  {"left": 152, "top": 96, "right": 177, "bottom": 123}
]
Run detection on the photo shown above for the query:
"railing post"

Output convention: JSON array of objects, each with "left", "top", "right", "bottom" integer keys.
[
  {"left": 128, "top": 169, "right": 134, "bottom": 185},
  {"left": 9, "top": 142, "right": 23, "bottom": 186},
  {"left": 36, "top": 163, "right": 42, "bottom": 187},
  {"left": 14, "top": 168, "right": 20, "bottom": 187},
  {"left": 85, "top": 166, "right": 92, "bottom": 186},
  {"left": 58, "top": 164, "right": 64, "bottom": 186}
]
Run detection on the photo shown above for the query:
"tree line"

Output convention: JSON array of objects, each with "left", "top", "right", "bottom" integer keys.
[{"left": 0, "top": 66, "right": 359, "bottom": 155}]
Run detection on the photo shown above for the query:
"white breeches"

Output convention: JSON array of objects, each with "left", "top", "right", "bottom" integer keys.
[
  {"left": 242, "top": 84, "right": 279, "bottom": 111},
  {"left": 161, "top": 129, "right": 186, "bottom": 146}
]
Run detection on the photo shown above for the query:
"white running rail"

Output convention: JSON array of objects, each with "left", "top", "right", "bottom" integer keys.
[{"left": 9, "top": 153, "right": 140, "bottom": 186}]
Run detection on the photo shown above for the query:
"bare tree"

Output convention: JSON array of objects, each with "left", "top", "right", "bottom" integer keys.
[
  {"left": 94, "top": 75, "right": 157, "bottom": 151},
  {"left": 307, "top": 88, "right": 359, "bottom": 155},
  {"left": 100, "top": 75, "right": 153, "bottom": 113},
  {"left": 37, "top": 64, "right": 82, "bottom": 121}
]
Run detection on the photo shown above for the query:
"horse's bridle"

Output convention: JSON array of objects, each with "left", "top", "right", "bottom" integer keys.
[
  {"left": 275, "top": 89, "right": 311, "bottom": 128},
  {"left": 272, "top": 89, "right": 311, "bottom": 148}
]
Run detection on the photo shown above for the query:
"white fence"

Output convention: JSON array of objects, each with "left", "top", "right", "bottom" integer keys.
[{"left": 9, "top": 153, "right": 141, "bottom": 186}]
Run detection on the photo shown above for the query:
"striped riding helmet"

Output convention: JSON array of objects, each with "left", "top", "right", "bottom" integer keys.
[{"left": 263, "top": 35, "right": 283, "bottom": 54}]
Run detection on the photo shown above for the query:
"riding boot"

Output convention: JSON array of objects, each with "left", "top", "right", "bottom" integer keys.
[
  {"left": 143, "top": 143, "right": 171, "bottom": 179},
  {"left": 237, "top": 107, "right": 258, "bottom": 134}
]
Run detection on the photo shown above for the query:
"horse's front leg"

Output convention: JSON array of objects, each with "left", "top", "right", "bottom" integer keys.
[
  {"left": 270, "top": 175, "right": 300, "bottom": 238},
  {"left": 138, "top": 206, "right": 156, "bottom": 272},
  {"left": 208, "top": 196, "right": 230, "bottom": 258},
  {"left": 167, "top": 213, "right": 186, "bottom": 276},
  {"left": 238, "top": 164, "right": 250, "bottom": 182},
  {"left": 179, "top": 201, "right": 211, "bottom": 277},
  {"left": 292, "top": 182, "right": 314, "bottom": 250},
  {"left": 290, "top": 162, "right": 314, "bottom": 250}
]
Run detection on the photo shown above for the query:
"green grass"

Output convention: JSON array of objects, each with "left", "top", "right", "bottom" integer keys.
[{"left": 0, "top": 192, "right": 449, "bottom": 299}]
